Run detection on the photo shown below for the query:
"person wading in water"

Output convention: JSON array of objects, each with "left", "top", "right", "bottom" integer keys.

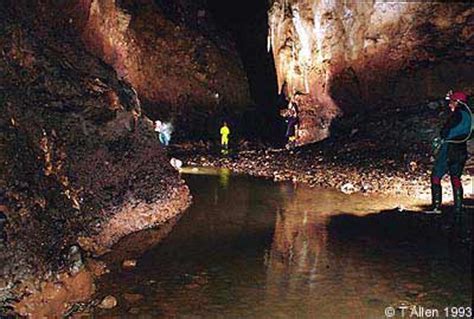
[{"left": 427, "top": 91, "right": 472, "bottom": 233}]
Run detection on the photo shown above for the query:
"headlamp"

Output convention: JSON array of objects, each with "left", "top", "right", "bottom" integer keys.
[{"left": 445, "top": 90, "right": 453, "bottom": 101}]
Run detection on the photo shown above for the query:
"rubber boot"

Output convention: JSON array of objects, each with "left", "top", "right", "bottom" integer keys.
[
  {"left": 425, "top": 183, "right": 442, "bottom": 214},
  {"left": 452, "top": 186, "right": 467, "bottom": 235}
]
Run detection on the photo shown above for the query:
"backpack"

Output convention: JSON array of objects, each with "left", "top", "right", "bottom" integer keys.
[
  {"left": 447, "top": 102, "right": 473, "bottom": 142},
  {"left": 465, "top": 101, "right": 474, "bottom": 140}
]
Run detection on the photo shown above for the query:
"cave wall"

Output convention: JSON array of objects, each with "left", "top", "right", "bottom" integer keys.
[
  {"left": 269, "top": 1, "right": 474, "bottom": 144},
  {"left": 0, "top": 2, "right": 189, "bottom": 313},
  {"left": 69, "top": 0, "right": 253, "bottom": 139}
]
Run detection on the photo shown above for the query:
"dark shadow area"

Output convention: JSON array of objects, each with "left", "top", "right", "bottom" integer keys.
[
  {"left": 328, "top": 59, "right": 474, "bottom": 118},
  {"left": 206, "top": 0, "right": 285, "bottom": 145},
  {"left": 326, "top": 206, "right": 472, "bottom": 308},
  {"left": 145, "top": 0, "right": 284, "bottom": 145},
  {"left": 327, "top": 204, "right": 473, "bottom": 254}
]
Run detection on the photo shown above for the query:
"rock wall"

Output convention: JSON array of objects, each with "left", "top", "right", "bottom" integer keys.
[
  {"left": 70, "top": 0, "right": 252, "bottom": 139},
  {"left": 269, "top": 1, "right": 474, "bottom": 144},
  {"left": 0, "top": 2, "right": 190, "bottom": 315}
]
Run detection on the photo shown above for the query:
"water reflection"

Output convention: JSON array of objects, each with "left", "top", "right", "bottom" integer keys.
[
  {"left": 219, "top": 168, "right": 231, "bottom": 189},
  {"left": 92, "top": 169, "right": 471, "bottom": 318}
]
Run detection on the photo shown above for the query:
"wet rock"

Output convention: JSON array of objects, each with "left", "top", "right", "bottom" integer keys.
[
  {"left": 14, "top": 270, "right": 95, "bottom": 317},
  {"left": 122, "top": 259, "right": 137, "bottom": 268},
  {"left": 341, "top": 183, "right": 357, "bottom": 195},
  {"left": 0, "top": 212, "right": 6, "bottom": 244},
  {"left": 0, "top": 278, "right": 8, "bottom": 290},
  {"left": 123, "top": 293, "right": 144, "bottom": 304},
  {"left": 170, "top": 157, "right": 183, "bottom": 170},
  {"left": 269, "top": 0, "right": 470, "bottom": 147},
  {"left": 77, "top": 0, "right": 252, "bottom": 139},
  {"left": 87, "top": 259, "right": 109, "bottom": 277},
  {"left": 174, "top": 89, "right": 474, "bottom": 202},
  {"left": 98, "top": 295, "right": 117, "bottom": 309},
  {"left": 403, "top": 282, "right": 424, "bottom": 292},
  {"left": 427, "top": 101, "right": 442, "bottom": 110},
  {"left": 66, "top": 245, "right": 83, "bottom": 275},
  {"left": 185, "top": 283, "right": 201, "bottom": 290},
  {"left": 129, "top": 307, "right": 141, "bottom": 315},
  {"left": 0, "top": 4, "right": 191, "bottom": 316}
]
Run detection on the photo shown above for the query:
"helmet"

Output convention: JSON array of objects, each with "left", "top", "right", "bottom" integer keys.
[{"left": 446, "top": 91, "right": 468, "bottom": 103}]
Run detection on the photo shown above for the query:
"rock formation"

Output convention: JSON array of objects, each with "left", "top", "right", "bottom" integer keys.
[
  {"left": 269, "top": 1, "right": 473, "bottom": 144},
  {"left": 70, "top": 0, "right": 253, "bottom": 140},
  {"left": 0, "top": 2, "right": 190, "bottom": 316}
]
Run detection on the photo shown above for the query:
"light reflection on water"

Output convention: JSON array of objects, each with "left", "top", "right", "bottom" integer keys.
[{"left": 94, "top": 168, "right": 472, "bottom": 318}]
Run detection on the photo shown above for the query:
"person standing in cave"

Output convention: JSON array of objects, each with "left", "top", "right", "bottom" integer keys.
[
  {"left": 428, "top": 91, "right": 471, "bottom": 230},
  {"left": 155, "top": 120, "right": 172, "bottom": 146},
  {"left": 220, "top": 121, "right": 230, "bottom": 153},
  {"left": 284, "top": 97, "right": 299, "bottom": 149}
]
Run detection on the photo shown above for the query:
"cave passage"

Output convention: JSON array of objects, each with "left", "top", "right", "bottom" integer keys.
[
  {"left": 205, "top": 0, "right": 285, "bottom": 143},
  {"left": 1, "top": 1, "right": 473, "bottom": 317},
  {"left": 141, "top": 0, "right": 286, "bottom": 144},
  {"left": 93, "top": 169, "right": 472, "bottom": 318}
]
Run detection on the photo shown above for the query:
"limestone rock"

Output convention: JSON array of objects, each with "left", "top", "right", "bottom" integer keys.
[
  {"left": 269, "top": 1, "right": 473, "bottom": 144},
  {"left": 122, "top": 259, "right": 137, "bottom": 268},
  {"left": 98, "top": 295, "right": 117, "bottom": 309}
]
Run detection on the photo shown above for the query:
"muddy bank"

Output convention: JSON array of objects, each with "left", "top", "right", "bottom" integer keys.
[
  {"left": 13, "top": 268, "right": 96, "bottom": 319},
  {"left": 175, "top": 101, "right": 474, "bottom": 202},
  {"left": 0, "top": 4, "right": 191, "bottom": 317},
  {"left": 78, "top": 185, "right": 191, "bottom": 256},
  {"left": 2, "top": 182, "right": 189, "bottom": 318}
]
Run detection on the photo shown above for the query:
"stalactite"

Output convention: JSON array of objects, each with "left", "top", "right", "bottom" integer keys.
[{"left": 268, "top": 0, "right": 472, "bottom": 144}]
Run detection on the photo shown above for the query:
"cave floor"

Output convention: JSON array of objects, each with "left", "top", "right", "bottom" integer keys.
[{"left": 172, "top": 103, "right": 474, "bottom": 200}]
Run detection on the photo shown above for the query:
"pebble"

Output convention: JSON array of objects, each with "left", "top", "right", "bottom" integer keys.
[
  {"left": 122, "top": 259, "right": 137, "bottom": 268},
  {"left": 129, "top": 307, "right": 141, "bottom": 315},
  {"left": 98, "top": 295, "right": 117, "bottom": 309}
]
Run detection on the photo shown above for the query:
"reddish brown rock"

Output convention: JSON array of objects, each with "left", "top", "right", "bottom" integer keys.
[
  {"left": 98, "top": 295, "right": 118, "bottom": 309},
  {"left": 14, "top": 269, "right": 95, "bottom": 319},
  {"left": 0, "top": 2, "right": 192, "bottom": 316},
  {"left": 73, "top": 0, "right": 252, "bottom": 130},
  {"left": 123, "top": 293, "right": 144, "bottom": 304}
]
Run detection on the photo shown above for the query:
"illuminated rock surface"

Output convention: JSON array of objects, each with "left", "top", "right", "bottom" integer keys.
[
  {"left": 269, "top": 1, "right": 473, "bottom": 144},
  {"left": 74, "top": 0, "right": 252, "bottom": 139},
  {"left": 1, "top": 1, "right": 473, "bottom": 317}
]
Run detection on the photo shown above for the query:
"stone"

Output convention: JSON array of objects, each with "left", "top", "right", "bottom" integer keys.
[
  {"left": 128, "top": 307, "right": 140, "bottom": 315},
  {"left": 0, "top": 278, "right": 9, "bottom": 289},
  {"left": 122, "top": 259, "right": 137, "bottom": 268},
  {"left": 268, "top": 0, "right": 471, "bottom": 145},
  {"left": 0, "top": 212, "right": 6, "bottom": 239},
  {"left": 341, "top": 182, "right": 356, "bottom": 194},
  {"left": 170, "top": 157, "right": 183, "bottom": 170},
  {"left": 0, "top": 4, "right": 192, "bottom": 312},
  {"left": 98, "top": 295, "right": 117, "bottom": 309},
  {"left": 67, "top": 245, "right": 83, "bottom": 275},
  {"left": 123, "top": 293, "right": 144, "bottom": 304}
]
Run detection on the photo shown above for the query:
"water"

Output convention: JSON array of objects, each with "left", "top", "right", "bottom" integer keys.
[{"left": 93, "top": 168, "right": 472, "bottom": 318}]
